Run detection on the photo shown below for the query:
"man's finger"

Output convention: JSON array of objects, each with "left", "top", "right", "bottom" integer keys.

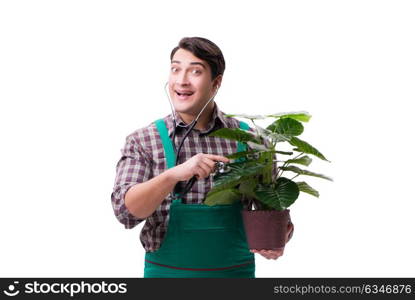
[
  {"left": 202, "top": 157, "right": 216, "bottom": 169},
  {"left": 198, "top": 162, "right": 212, "bottom": 177},
  {"left": 205, "top": 154, "right": 230, "bottom": 163},
  {"left": 251, "top": 249, "right": 285, "bottom": 259},
  {"left": 264, "top": 250, "right": 284, "bottom": 259}
]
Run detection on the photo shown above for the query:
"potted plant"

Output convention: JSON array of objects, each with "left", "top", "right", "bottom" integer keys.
[{"left": 204, "top": 111, "right": 332, "bottom": 250}]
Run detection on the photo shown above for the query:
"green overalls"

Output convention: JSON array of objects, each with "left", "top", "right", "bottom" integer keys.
[{"left": 143, "top": 119, "right": 255, "bottom": 278}]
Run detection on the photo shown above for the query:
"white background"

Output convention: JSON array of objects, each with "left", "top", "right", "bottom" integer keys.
[{"left": 1, "top": 0, "right": 414, "bottom": 277}]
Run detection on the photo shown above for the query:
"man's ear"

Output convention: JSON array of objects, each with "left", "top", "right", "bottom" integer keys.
[{"left": 213, "top": 74, "right": 223, "bottom": 90}]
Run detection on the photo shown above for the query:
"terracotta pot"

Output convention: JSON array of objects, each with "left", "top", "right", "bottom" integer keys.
[{"left": 242, "top": 209, "right": 290, "bottom": 250}]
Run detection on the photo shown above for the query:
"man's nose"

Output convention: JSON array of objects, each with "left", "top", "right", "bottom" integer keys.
[{"left": 176, "top": 71, "right": 190, "bottom": 86}]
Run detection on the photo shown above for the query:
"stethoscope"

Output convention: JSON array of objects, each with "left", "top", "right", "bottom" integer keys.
[{"left": 163, "top": 82, "right": 220, "bottom": 202}]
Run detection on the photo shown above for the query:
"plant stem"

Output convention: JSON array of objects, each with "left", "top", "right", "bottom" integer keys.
[
  {"left": 250, "top": 119, "right": 260, "bottom": 139},
  {"left": 291, "top": 174, "right": 300, "bottom": 180},
  {"left": 291, "top": 152, "right": 304, "bottom": 160},
  {"left": 277, "top": 152, "right": 304, "bottom": 179}
]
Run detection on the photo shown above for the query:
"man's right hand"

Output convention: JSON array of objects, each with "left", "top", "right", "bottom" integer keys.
[{"left": 169, "top": 153, "right": 230, "bottom": 182}]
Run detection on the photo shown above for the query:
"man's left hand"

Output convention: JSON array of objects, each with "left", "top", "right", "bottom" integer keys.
[{"left": 249, "top": 222, "right": 294, "bottom": 260}]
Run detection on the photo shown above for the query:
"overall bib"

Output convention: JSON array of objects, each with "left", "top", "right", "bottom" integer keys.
[{"left": 143, "top": 119, "right": 255, "bottom": 278}]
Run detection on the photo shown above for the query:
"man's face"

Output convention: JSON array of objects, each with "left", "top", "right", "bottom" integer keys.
[{"left": 168, "top": 48, "right": 220, "bottom": 116}]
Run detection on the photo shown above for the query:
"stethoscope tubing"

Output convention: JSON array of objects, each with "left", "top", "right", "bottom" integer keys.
[{"left": 163, "top": 82, "right": 218, "bottom": 201}]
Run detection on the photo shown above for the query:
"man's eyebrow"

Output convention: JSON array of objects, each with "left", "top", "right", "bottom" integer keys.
[{"left": 171, "top": 60, "right": 206, "bottom": 69}]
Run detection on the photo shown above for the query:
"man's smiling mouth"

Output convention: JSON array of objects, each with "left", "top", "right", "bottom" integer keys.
[
  {"left": 175, "top": 90, "right": 194, "bottom": 96},
  {"left": 175, "top": 90, "right": 195, "bottom": 100}
]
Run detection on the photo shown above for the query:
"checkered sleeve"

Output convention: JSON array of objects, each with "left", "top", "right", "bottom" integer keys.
[{"left": 111, "top": 133, "right": 153, "bottom": 229}]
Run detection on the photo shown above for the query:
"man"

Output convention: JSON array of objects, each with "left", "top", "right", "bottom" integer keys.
[{"left": 111, "top": 37, "right": 293, "bottom": 278}]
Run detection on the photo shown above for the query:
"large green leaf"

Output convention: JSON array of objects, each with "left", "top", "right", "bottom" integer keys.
[
  {"left": 226, "top": 149, "right": 277, "bottom": 160},
  {"left": 253, "top": 125, "right": 274, "bottom": 142},
  {"left": 289, "top": 137, "right": 329, "bottom": 161},
  {"left": 205, "top": 188, "right": 241, "bottom": 206},
  {"left": 247, "top": 141, "right": 269, "bottom": 151},
  {"left": 280, "top": 165, "right": 333, "bottom": 181},
  {"left": 266, "top": 117, "right": 304, "bottom": 136},
  {"left": 212, "top": 161, "right": 268, "bottom": 189},
  {"left": 296, "top": 181, "right": 319, "bottom": 197},
  {"left": 208, "top": 128, "right": 260, "bottom": 144},
  {"left": 224, "top": 113, "right": 266, "bottom": 120},
  {"left": 254, "top": 177, "right": 300, "bottom": 210},
  {"left": 285, "top": 155, "right": 312, "bottom": 166},
  {"left": 238, "top": 179, "right": 258, "bottom": 198},
  {"left": 209, "top": 177, "right": 246, "bottom": 194},
  {"left": 225, "top": 112, "right": 311, "bottom": 122},
  {"left": 226, "top": 150, "right": 258, "bottom": 160},
  {"left": 268, "top": 133, "right": 292, "bottom": 143},
  {"left": 255, "top": 125, "right": 293, "bottom": 143},
  {"left": 266, "top": 111, "right": 311, "bottom": 122}
]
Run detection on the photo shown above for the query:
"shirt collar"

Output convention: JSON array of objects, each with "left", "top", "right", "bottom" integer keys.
[{"left": 166, "top": 102, "right": 228, "bottom": 137}]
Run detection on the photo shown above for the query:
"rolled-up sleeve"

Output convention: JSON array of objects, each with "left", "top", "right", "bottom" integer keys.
[{"left": 111, "top": 133, "right": 153, "bottom": 229}]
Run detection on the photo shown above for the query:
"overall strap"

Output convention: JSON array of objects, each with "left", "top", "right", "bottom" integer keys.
[
  {"left": 154, "top": 119, "right": 176, "bottom": 169},
  {"left": 237, "top": 121, "right": 250, "bottom": 153},
  {"left": 235, "top": 121, "right": 250, "bottom": 163}
]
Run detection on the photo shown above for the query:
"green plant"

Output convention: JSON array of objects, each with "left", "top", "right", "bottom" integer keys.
[{"left": 204, "top": 111, "right": 332, "bottom": 210}]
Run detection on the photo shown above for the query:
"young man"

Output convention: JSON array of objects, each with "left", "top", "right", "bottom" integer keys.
[{"left": 111, "top": 37, "right": 293, "bottom": 278}]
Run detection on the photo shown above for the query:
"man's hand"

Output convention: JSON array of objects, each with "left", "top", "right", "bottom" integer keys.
[
  {"left": 169, "top": 153, "right": 229, "bottom": 182},
  {"left": 249, "top": 222, "right": 294, "bottom": 260}
]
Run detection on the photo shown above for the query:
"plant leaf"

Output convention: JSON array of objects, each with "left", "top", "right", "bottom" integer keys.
[
  {"left": 286, "top": 155, "right": 312, "bottom": 166},
  {"left": 224, "top": 113, "right": 266, "bottom": 120},
  {"left": 238, "top": 179, "right": 258, "bottom": 198},
  {"left": 289, "top": 137, "right": 330, "bottom": 161},
  {"left": 254, "top": 177, "right": 299, "bottom": 210},
  {"left": 266, "top": 117, "right": 304, "bottom": 137},
  {"left": 296, "top": 181, "right": 319, "bottom": 197},
  {"left": 208, "top": 128, "right": 261, "bottom": 144},
  {"left": 205, "top": 188, "right": 241, "bottom": 206},
  {"left": 247, "top": 141, "right": 269, "bottom": 151},
  {"left": 280, "top": 165, "right": 333, "bottom": 181},
  {"left": 226, "top": 150, "right": 259, "bottom": 160},
  {"left": 253, "top": 125, "right": 275, "bottom": 141},
  {"left": 266, "top": 111, "right": 311, "bottom": 122},
  {"left": 209, "top": 177, "right": 246, "bottom": 194},
  {"left": 276, "top": 150, "right": 294, "bottom": 155},
  {"left": 226, "top": 149, "right": 278, "bottom": 160},
  {"left": 268, "top": 133, "right": 292, "bottom": 143},
  {"left": 212, "top": 161, "right": 268, "bottom": 190}
]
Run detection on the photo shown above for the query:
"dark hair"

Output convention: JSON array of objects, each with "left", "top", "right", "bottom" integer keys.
[{"left": 170, "top": 37, "right": 225, "bottom": 80}]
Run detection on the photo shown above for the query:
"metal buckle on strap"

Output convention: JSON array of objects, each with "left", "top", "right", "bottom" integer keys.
[{"left": 169, "top": 192, "right": 181, "bottom": 201}]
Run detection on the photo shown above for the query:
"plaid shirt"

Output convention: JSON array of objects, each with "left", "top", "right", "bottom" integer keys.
[{"left": 111, "top": 103, "right": 279, "bottom": 252}]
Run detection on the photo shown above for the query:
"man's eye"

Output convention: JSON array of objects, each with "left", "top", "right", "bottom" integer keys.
[
  {"left": 171, "top": 67, "right": 178, "bottom": 72},
  {"left": 192, "top": 69, "right": 202, "bottom": 74}
]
